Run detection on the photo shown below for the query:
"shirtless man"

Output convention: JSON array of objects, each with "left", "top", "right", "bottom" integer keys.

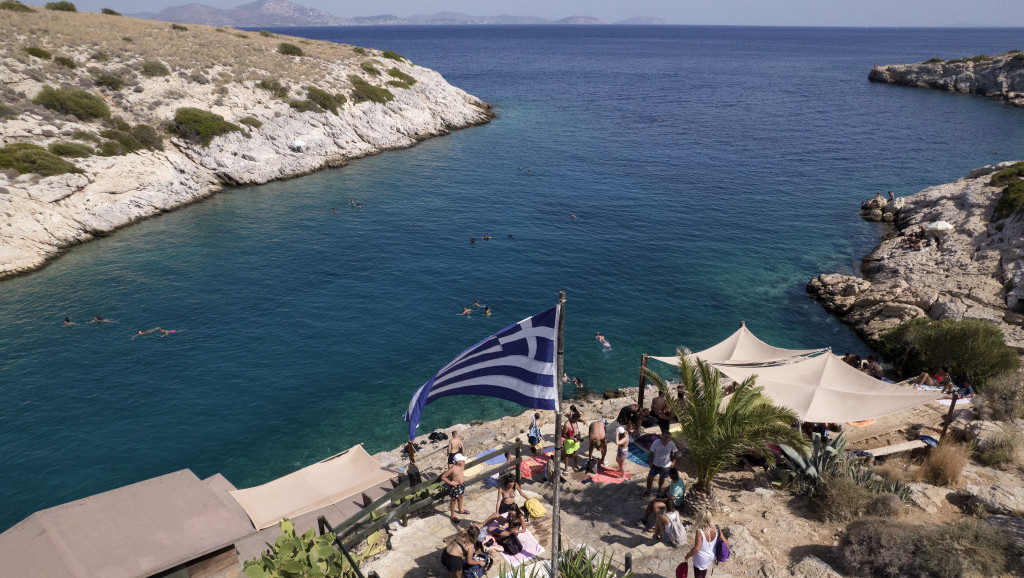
[
  {"left": 650, "top": 391, "right": 673, "bottom": 435},
  {"left": 458, "top": 306, "right": 472, "bottom": 316},
  {"left": 588, "top": 417, "right": 608, "bottom": 466},
  {"left": 447, "top": 431, "right": 464, "bottom": 465},
  {"left": 442, "top": 453, "right": 469, "bottom": 522}
]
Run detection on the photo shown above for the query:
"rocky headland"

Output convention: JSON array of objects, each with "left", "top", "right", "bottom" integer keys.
[
  {"left": 869, "top": 50, "right": 1024, "bottom": 107},
  {"left": 0, "top": 5, "right": 492, "bottom": 279},
  {"left": 808, "top": 162, "right": 1024, "bottom": 349}
]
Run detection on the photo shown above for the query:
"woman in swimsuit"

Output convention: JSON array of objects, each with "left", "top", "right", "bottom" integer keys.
[
  {"left": 495, "top": 475, "right": 529, "bottom": 514},
  {"left": 561, "top": 409, "right": 583, "bottom": 472},
  {"left": 440, "top": 525, "right": 482, "bottom": 578}
]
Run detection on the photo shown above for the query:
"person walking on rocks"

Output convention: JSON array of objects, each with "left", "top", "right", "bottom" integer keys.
[
  {"left": 645, "top": 431, "right": 678, "bottom": 496},
  {"left": 448, "top": 431, "right": 464, "bottom": 466},
  {"left": 683, "top": 510, "right": 730, "bottom": 578},
  {"left": 443, "top": 453, "right": 469, "bottom": 522}
]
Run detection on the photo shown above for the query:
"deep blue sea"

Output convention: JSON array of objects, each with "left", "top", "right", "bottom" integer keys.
[{"left": 2, "top": 26, "right": 1023, "bottom": 531}]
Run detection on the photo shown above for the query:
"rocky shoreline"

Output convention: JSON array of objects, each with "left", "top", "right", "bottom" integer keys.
[
  {"left": 808, "top": 162, "right": 1024, "bottom": 349},
  {"left": 0, "top": 9, "right": 493, "bottom": 280},
  {"left": 869, "top": 50, "right": 1024, "bottom": 107}
]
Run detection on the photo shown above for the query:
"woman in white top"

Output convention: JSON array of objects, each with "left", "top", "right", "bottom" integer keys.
[
  {"left": 652, "top": 497, "right": 679, "bottom": 541},
  {"left": 684, "top": 510, "right": 729, "bottom": 577}
]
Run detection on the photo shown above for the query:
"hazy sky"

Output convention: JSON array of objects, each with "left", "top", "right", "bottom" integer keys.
[{"left": 73, "top": 0, "right": 1024, "bottom": 27}]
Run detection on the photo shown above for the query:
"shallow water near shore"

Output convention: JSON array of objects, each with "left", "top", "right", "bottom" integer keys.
[{"left": 2, "top": 25, "right": 1024, "bottom": 531}]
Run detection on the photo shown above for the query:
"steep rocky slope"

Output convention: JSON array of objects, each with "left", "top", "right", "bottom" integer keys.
[
  {"left": 0, "top": 6, "right": 492, "bottom": 279},
  {"left": 869, "top": 50, "right": 1024, "bottom": 107}
]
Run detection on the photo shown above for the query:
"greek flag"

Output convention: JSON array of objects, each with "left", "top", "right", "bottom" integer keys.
[{"left": 403, "top": 305, "right": 560, "bottom": 440}]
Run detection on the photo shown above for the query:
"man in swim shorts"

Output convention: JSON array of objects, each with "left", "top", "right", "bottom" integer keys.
[
  {"left": 588, "top": 417, "right": 608, "bottom": 466},
  {"left": 442, "top": 453, "right": 469, "bottom": 522},
  {"left": 447, "top": 431, "right": 464, "bottom": 466},
  {"left": 645, "top": 431, "right": 678, "bottom": 496},
  {"left": 650, "top": 391, "right": 673, "bottom": 435}
]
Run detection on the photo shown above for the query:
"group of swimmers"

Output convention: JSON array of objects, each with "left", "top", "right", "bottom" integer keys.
[
  {"left": 132, "top": 327, "right": 178, "bottom": 339},
  {"left": 63, "top": 316, "right": 112, "bottom": 326},
  {"left": 457, "top": 300, "right": 491, "bottom": 317}
]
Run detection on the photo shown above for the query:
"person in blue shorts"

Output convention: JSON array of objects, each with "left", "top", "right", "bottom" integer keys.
[{"left": 645, "top": 431, "right": 678, "bottom": 496}]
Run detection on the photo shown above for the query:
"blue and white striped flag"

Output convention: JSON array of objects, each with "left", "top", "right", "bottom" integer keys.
[{"left": 403, "top": 305, "right": 560, "bottom": 440}]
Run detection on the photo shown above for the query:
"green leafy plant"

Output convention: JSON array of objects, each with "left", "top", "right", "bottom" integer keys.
[
  {"left": 53, "top": 56, "right": 75, "bottom": 68},
  {"left": 387, "top": 68, "right": 416, "bottom": 86},
  {"left": 91, "top": 51, "right": 109, "bottom": 62},
  {"left": 352, "top": 46, "right": 366, "bottom": 55},
  {"left": 71, "top": 129, "right": 101, "bottom": 143},
  {"left": 304, "top": 86, "right": 342, "bottom": 114},
  {"left": 48, "top": 142, "right": 94, "bottom": 157},
  {"left": 242, "top": 519, "right": 358, "bottom": 578},
  {"left": 259, "top": 30, "right": 274, "bottom": 37},
  {"left": 645, "top": 352, "right": 806, "bottom": 501},
  {"left": 122, "top": 37, "right": 133, "bottom": 43},
  {"left": 257, "top": 79, "right": 289, "bottom": 99},
  {"left": 24, "top": 46, "right": 52, "bottom": 60},
  {"left": 878, "top": 317, "right": 1019, "bottom": 387},
  {"left": 98, "top": 123, "right": 163, "bottom": 154},
  {"left": 0, "top": 103, "right": 18, "bottom": 120},
  {"left": 171, "top": 23, "right": 188, "bottom": 31},
  {"left": 380, "top": 50, "right": 404, "bottom": 61},
  {"left": 348, "top": 75, "right": 394, "bottom": 104},
  {"left": 0, "top": 143, "right": 82, "bottom": 176},
  {"left": 288, "top": 99, "right": 322, "bottom": 113},
  {"left": 45, "top": 1, "right": 76, "bottom": 11},
  {"left": 278, "top": 43, "right": 304, "bottom": 57},
  {"left": 93, "top": 72, "right": 125, "bottom": 90},
  {"left": 360, "top": 62, "right": 379, "bottom": 76},
  {"left": 34, "top": 86, "right": 110, "bottom": 120},
  {"left": 140, "top": 60, "right": 170, "bottom": 77},
  {"left": 0, "top": 0, "right": 37, "bottom": 12},
  {"left": 773, "top": 432, "right": 846, "bottom": 496},
  {"left": 238, "top": 116, "right": 262, "bottom": 128},
  {"left": 100, "top": 7, "right": 120, "bottom": 15},
  {"left": 923, "top": 57, "right": 945, "bottom": 64},
  {"left": 169, "top": 107, "right": 241, "bottom": 146}
]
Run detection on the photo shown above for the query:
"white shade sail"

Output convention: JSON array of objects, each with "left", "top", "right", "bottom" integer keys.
[{"left": 650, "top": 323, "right": 825, "bottom": 367}]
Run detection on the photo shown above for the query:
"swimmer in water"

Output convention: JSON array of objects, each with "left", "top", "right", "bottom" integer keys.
[
  {"left": 132, "top": 327, "right": 162, "bottom": 339},
  {"left": 595, "top": 332, "right": 606, "bottom": 343},
  {"left": 484, "top": 306, "right": 491, "bottom": 317},
  {"left": 570, "top": 214, "right": 577, "bottom": 220},
  {"left": 90, "top": 316, "right": 111, "bottom": 323},
  {"left": 458, "top": 307, "right": 472, "bottom": 316},
  {"left": 482, "top": 234, "right": 492, "bottom": 240},
  {"left": 473, "top": 300, "right": 482, "bottom": 308},
  {"left": 470, "top": 237, "right": 476, "bottom": 244},
  {"left": 159, "top": 329, "right": 177, "bottom": 337},
  {"left": 63, "top": 317, "right": 76, "bottom": 326}
]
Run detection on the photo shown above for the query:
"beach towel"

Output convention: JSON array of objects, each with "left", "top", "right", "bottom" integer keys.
[
  {"left": 519, "top": 449, "right": 556, "bottom": 479},
  {"left": 845, "top": 419, "right": 875, "bottom": 428},
  {"left": 501, "top": 527, "right": 544, "bottom": 566},
  {"left": 466, "top": 447, "right": 515, "bottom": 479},
  {"left": 586, "top": 466, "right": 632, "bottom": 484},
  {"left": 627, "top": 441, "right": 650, "bottom": 467},
  {"left": 937, "top": 398, "right": 971, "bottom": 406}
]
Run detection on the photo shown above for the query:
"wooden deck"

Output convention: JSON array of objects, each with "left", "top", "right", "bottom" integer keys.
[{"left": 843, "top": 402, "right": 951, "bottom": 456}]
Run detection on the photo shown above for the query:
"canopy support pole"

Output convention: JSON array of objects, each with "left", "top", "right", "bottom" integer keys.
[{"left": 637, "top": 353, "right": 648, "bottom": 409}]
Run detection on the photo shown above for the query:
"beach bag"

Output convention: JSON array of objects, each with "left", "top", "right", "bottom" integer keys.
[
  {"left": 714, "top": 526, "right": 731, "bottom": 563},
  {"left": 525, "top": 497, "right": 546, "bottom": 518},
  {"left": 675, "top": 561, "right": 689, "bottom": 578},
  {"left": 500, "top": 532, "right": 523, "bottom": 556},
  {"left": 463, "top": 552, "right": 491, "bottom": 578},
  {"left": 584, "top": 457, "right": 600, "bottom": 474},
  {"left": 665, "top": 516, "right": 687, "bottom": 548},
  {"left": 528, "top": 423, "right": 541, "bottom": 447}
]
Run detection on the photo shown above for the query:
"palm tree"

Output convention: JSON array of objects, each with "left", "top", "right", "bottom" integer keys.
[{"left": 643, "top": 350, "right": 807, "bottom": 509}]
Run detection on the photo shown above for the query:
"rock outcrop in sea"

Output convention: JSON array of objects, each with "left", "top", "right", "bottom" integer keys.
[
  {"left": 869, "top": 51, "right": 1024, "bottom": 107},
  {"left": 808, "top": 162, "right": 1024, "bottom": 349},
  {"left": 0, "top": 8, "right": 492, "bottom": 279}
]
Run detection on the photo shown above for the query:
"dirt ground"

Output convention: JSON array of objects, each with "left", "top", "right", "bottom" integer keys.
[{"left": 366, "top": 387, "right": 1024, "bottom": 577}]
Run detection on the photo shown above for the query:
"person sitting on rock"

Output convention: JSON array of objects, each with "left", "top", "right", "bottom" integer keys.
[{"left": 915, "top": 367, "right": 949, "bottom": 388}]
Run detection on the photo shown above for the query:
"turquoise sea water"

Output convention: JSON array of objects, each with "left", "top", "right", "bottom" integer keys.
[{"left": 2, "top": 26, "right": 1023, "bottom": 531}]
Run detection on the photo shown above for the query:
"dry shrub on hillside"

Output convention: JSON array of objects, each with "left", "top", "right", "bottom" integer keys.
[
  {"left": 873, "top": 456, "right": 915, "bottom": 485},
  {"left": 975, "top": 369, "right": 1024, "bottom": 421},
  {"left": 812, "top": 474, "right": 872, "bottom": 522},
  {"left": 975, "top": 426, "right": 1022, "bottom": 469},
  {"left": 921, "top": 443, "right": 970, "bottom": 486}
]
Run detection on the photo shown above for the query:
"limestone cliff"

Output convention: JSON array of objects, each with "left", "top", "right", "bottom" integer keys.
[
  {"left": 808, "top": 163, "right": 1024, "bottom": 350},
  {"left": 0, "top": 7, "right": 492, "bottom": 279},
  {"left": 869, "top": 51, "right": 1024, "bottom": 107}
]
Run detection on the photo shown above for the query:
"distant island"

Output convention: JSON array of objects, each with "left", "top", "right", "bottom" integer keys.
[{"left": 128, "top": 0, "right": 667, "bottom": 28}]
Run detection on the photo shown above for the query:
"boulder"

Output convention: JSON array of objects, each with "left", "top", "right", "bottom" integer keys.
[
  {"left": 964, "top": 484, "right": 1024, "bottom": 516},
  {"left": 790, "top": 555, "right": 843, "bottom": 578}
]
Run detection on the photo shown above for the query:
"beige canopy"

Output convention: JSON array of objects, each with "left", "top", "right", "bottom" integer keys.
[
  {"left": 650, "top": 323, "right": 825, "bottom": 367},
  {"left": 229, "top": 445, "right": 394, "bottom": 530},
  {"left": 715, "top": 353, "right": 941, "bottom": 423}
]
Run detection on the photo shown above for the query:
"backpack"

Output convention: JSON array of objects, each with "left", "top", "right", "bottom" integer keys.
[
  {"left": 406, "top": 463, "right": 422, "bottom": 487},
  {"left": 524, "top": 497, "right": 546, "bottom": 518},
  {"left": 664, "top": 515, "right": 687, "bottom": 548},
  {"left": 714, "top": 525, "right": 731, "bottom": 563},
  {"left": 463, "top": 552, "right": 491, "bottom": 578},
  {"left": 584, "top": 457, "right": 600, "bottom": 474},
  {"left": 528, "top": 423, "right": 541, "bottom": 447},
  {"left": 500, "top": 532, "right": 523, "bottom": 556}
]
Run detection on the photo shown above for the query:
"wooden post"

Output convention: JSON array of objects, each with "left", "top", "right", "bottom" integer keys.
[
  {"left": 624, "top": 552, "right": 632, "bottom": 573},
  {"left": 406, "top": 441, "right": 416, "bottom": 464},
  {"left": 551, "top": 291, "right": 566, "bottom": 578},
  {"left": 637, "top": 353, "right": 649, "bottom": 409},
  {"left": 940, "top": 392, "right": 958, "bottom": 442},
  {"left": 515, "top": 439, "right": 522, "bottom": 485}
]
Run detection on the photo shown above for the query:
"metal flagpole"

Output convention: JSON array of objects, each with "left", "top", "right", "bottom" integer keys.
[{"left": 551, "top": 291, "right": 565, "bottom": 578}]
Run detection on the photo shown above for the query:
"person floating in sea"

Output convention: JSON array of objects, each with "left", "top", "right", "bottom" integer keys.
[
  {"left": 470, "top": 237, "right": 476, "bottom": 244},
  {"left": 349, "top": 200, "right": 355, "bottom": 206},
  {"left": 458, "top": 306, "right": 473, "bottom": 316},
  {"left": 355, "top": 203, "right": 362, "bottom": 209},
  {"left": 570, "top": 214, "right": 577, "bottom": 221},
  {"left": 331, "top": 208, "right": 337, "bottom": 214},
  {"left": 90, "top": 316, "right": 112, "bottom": 323},
  {"left": 482, "top": 234, "right": 492, "bottom": 240},
  {"left": 595, "top": 332, "right": 610, "bottom": 347},
  {"left": 132, "top": 327, "right": 163, "bottom": 339},
  {"left": 484, "top": 306, "right": 491, "bottom": 317},
  {"left": 159, "top": 329, "right": 178, "bottom": 337},
  {"left": 517, "top": 165, "right": 522, "bottom": 171},
  {"left": 472, "top": 300, "right": 482, "bottom": 309},
  {"left": 63, "top": 317, "right": 75, "bottom": 326}
]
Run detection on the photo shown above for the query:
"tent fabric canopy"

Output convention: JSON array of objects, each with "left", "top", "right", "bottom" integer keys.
[
  {"left": 229, "top": 444, "right": 394, "bottom": 530},
  {"left": 715, "top": 353, "right": 941, "bottom": 423},
  {"left": 650, "top": 323, "right": 825, "bottom": 367}
]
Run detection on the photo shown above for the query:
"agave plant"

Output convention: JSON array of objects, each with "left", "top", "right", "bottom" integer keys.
[
  {"left": 773, "top": 432, "right": 847, "bottom": 496},
  {"left": 498, "top": 544, "right": 634, "bottom": 578}
]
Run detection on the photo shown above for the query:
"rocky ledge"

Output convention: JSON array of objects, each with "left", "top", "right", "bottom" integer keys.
[
  {"left": 0, "top": 9, "right": 492, "bottom": 279},
  {"left": 808, "top": 162, "right": 1024, "bottom": 349},
  {"left": 868, "top": 51, "right": 1024, "bottom": 107}
]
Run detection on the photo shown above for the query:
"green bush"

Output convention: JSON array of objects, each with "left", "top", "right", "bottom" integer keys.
[
  {"left": 0, "top": 143, "right": 82, "bottom": 176},
  {"left": 140, "top": 60, "right": 170, "bottom": 77},
  {"left": 47, "top": 142, "right": 94, "bottom": 157},
  {"left": 288, "top": 99, "right": 322, "bottom": 113},
  {"left": 923, "top": 57, "right": 945, "bottom": 64},
  {"left": 1, "top": 0, "right": 37, "bottom": 12},
  {"left": 381, "top": 50, "right": 404, "bottom": 61},
  {"left": 305, "top": 86, "right": 341, "bottom": 114},
  {"left": 93, "top": 72, "right": 125, "bottom": 90},
  {"left": 387, "top": 67, "right": 416, "bottom": 85},
  {"left": 256, "top": 79, "right": 288, "bottom": 99},
  {"left": 813, "top": 474, "right": 872, "bottom": 522},
  {"left": 45, "top": 1, "right": 76, "bottom": 11},
  {"left": 169, "top": 107, "right": 241, "bottom": 146},
  {"left": 360, "top": 62, "right": 380, "bottom": 76},
  {"left": 278, "top": 43, "right": 304, "bottom": 57},
  {"left": 878, "top": 317, "right": 1019, "bottom": 386},
  {"left": 0, "top": 103, "right": 18, "bottom": 120},
  {"left": 387, "top": 80, "right": 410, "bottom": 90},
  {"left": 53, "top": 56, "right": 75, "bottom": 68},
  {"left": 24, "top": 46, "right": 52, "bottom": 60},
  {"left": 348, "top": 75, "right": 394, "bottom": 104},
  {"left": 96, "top": 140, "right": 125, "bottom": 156},
  {"left": 990, "top": 161, "right": 1024, "bottom": 186},
  {"left": 258, "top": 30, "right": 274, "bottom": 37},
  {"left": 976, "top": 369, "right": 1024, "bottom": 421},
  {"left": 122, "top": 37, "right": 133, "bottom": 43},
  {"left": 237, "top": 116, "right": 262, "bottom": 128},
  {"left": 71, "top": 129, "right": 101, "bottom": 143},
  {"left": 91, "top": 51, "right": 109, "bottom": 62},
  {"left": 352, "top": 46, "right": 366, "bottom": 55},
  {"left": 98, "top": 124, "right": 163, "bottom": 154},
  {"left": 171, "top": 23, "right": 187, "bottom": 31},
  {"left": 100, "top": 7, "right": 119, "bottom": 14},
  {"left": 34, "top": 85, "right": 110, "bottom": 120},
  {"left": 994, "top": 180, "right": 1024, "bottom": 219}
]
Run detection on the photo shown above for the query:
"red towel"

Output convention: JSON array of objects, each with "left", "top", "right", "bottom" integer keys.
[{"left": 588, "top": 466, "right": 631, "bottom": 484}]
